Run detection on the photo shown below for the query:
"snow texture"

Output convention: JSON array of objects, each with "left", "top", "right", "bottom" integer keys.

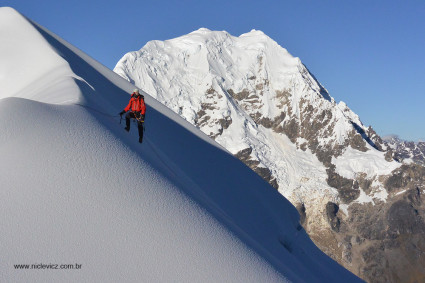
[
  {"left": 0, "top": 8, "right": 361, "bottom": 283},
  {"left": 332, "top": 146, "right": 400, "bottom": 180}
]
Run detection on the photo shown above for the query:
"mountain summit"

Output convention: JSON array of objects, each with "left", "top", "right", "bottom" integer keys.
[{"left": 115, "top": 28, "right": 425, "bottom": 282}]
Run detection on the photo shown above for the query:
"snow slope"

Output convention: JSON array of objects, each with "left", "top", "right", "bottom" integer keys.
[{"left": 0, "top": 8, "right": 361, "bottom": 282}]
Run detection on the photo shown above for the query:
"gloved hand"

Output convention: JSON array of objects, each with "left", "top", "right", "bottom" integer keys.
[
  {"left": 119, "top": 110, "right": 126, "bottom": 117},
  {"left": 140, "top": 114, "right": 145, "bottom": 121}
]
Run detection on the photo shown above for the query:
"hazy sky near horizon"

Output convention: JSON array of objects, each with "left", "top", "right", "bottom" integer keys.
[{"left": 3, "top": 0, "right": 425, "bottom": 141}]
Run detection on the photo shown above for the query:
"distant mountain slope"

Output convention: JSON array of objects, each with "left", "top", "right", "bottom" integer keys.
[
  {"left": 114, "top": 28, "right": 425, "bottom": 282},
  {"left": 0, "top": 7, "right": 362, "bottom": 282},
  {"left": 384, "top": 135, "right": 425, "bottom": 165}
]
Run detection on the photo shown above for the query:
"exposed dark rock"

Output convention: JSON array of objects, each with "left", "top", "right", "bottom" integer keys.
[
  {"left": 196, "top": 109, "right": 206, "bottom": 121},
  {"left": 218, "top": 116, "right": 232, "bottom": 130},
  {"left": 350, "top": 132, "right": 369, "bottom": 152},
  {"left": 275, "top": 89, "right": 290, "bottom": 108},
  {"left": 197, "top": 115, "right": 211, "bottom": 128},
  {"left": 350, "top": 121, "right": 380, "bottom": 151},
  {"left": 300, "top": 106, "right": 332, "bottom": 143},
  {"left": 387, "top": 199, "right": 425, "bottom": 236},
  {"left": 357, "top": 173, "right": 373, "bottom": 195},
  {"left": 299, "top": 143, "right": 307, "bottom": 151},
  {"left": 234, "top": 148, "right": 279, "bottom": 189},
  {"left": 251, "top": 111, "right": 286, "bottom": 132},
  {"left": 228, "top": 88, "right": 250, "bottom": 100},
  {"left": 326, "top": 202, "right": 341, "bottom": 232},
  {"left": 385, "top": 164, "right": 425, "bottom": 193},
  {"left": 200, "top": 102, "right": 216, "bottom": 111},
  {"left": 235, "top": 147, "right": 252, "bottom": 158},
  {"left": 348, "top": 203, "right": 386, "bottom": 240},
  {"left": 407, "top": 187, "right": 422, "bottom": 206},
  {"left": 333, "top": 167, "right": 425, "bottom": 283},
  {"left": 255, "top": 167, "right": 278, "bottom": 189},
  {"left": 195, "top": 100, "right": 218, "bottom": 128},
  {"left": 366, "top": 126, "right": 385, "bottom": 151},
  {"left": 314, "top": 146, "right": 333, "bottom": 167},
  {"left": 258, "top": 116, "right": 273, "bottom": 128},
  {"left": 206, "top": 86, "right": 215, "bottom": 95},
  {"left": 326, "top": 166, "right": 360, "bottom": 203},
  {"left": 359, "top": 248, "right": 388, "bottom": 281},
  {"left": 272, "top": 112, "right": 286, "bottom": 128},
  {"left": 249, "top": 112, "right": 262, "bottom": 123},
  {"left": 269, "top": 178, "right": 279, "bottom": 190},
  {"left": 283, "top": 119, "right": 299, "bottom": 143},
  {"left": 235, "top": 148, "right": 260, "bottom": 168},
  {"left": 385, "top": 149, "right": 394, "bottom": 162}
]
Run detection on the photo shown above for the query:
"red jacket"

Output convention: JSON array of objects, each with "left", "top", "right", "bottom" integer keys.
[{"left": 124, "top": 95, "right": 146, "bottom": 114}]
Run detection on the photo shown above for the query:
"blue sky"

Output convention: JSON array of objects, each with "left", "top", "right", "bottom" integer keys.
[{"left": 4, "top": 0, "right": 425, "bottom": 141}]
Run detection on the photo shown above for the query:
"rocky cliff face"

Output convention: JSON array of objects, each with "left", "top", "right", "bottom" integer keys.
[
  {"left": 114, "top": 28, "right": 425, "bottom": 282},
  {"left": 384, "top": 135, "right": 425, "bottom": 165}
]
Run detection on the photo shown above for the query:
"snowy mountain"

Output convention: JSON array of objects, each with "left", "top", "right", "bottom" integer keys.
[
  {"left": 114, "top": 28, "right": 425, "bottom": 282},
  {"left": 0, "top": 7, "right": 364, "bottom": 283},
  {"left": 383, "top": 135, "right": 425, "bottom": 165},
  {"left": 114, "top": 28, "right": 396, "bottom": 198}
]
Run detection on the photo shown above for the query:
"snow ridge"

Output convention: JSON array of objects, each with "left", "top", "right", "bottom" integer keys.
[{"left": 1, "top": 8, "right": 361, "bottom": 282}]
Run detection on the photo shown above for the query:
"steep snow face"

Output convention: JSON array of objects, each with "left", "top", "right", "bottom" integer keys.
[
  {"left": 114, "top": 28, "right": 399, "bottom": 207},
  {"left": 0, "top": 8, "right": 362, "bottom": 283}
]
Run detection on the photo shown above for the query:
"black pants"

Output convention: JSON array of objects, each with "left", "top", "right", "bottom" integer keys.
[{"left": 125, "top": 112, "right": 144, "bottom": 140}]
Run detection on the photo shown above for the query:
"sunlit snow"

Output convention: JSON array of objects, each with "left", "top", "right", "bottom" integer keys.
[{"left": 0, "top": 7, "right": 363, "bottom": 283}]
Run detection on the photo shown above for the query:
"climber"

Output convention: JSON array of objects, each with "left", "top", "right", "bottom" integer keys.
[{"left": 119, "top": 89, "right": 146, "bottom": 143}]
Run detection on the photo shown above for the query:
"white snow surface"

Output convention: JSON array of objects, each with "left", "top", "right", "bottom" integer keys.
[
  {"left": 332, "top": 146, "right": 401, "bottom": 180},
  {"left": 0, "top": 8, "right": 362, "bottom": 283}
]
